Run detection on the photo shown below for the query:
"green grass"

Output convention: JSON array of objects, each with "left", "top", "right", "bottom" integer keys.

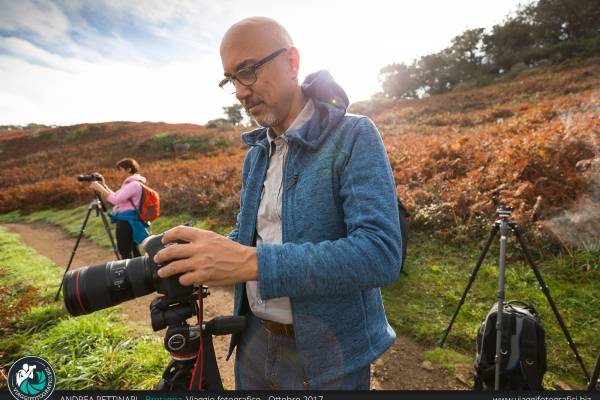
[
  {"left": 384, "top": 231, "right": 600, "bottom": 389},
  {"left": 2, "top": 208, "right": 598, "bottom": 389},
  {"left": 0, "top": 227, "right": 168, "bottom": 389},
  {"left": 424, "top": 347, "right": 472, "bottom": 371},
  {"left": 0, "top": 226, "right": 64, "bottom": 301},
  {"left": 0, "top": 207, "right": 233, "bottom": 250}
]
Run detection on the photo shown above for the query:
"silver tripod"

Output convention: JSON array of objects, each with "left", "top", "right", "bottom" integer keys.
[{"left": 440, "top": 207, "right": 590, "bottom": 390}]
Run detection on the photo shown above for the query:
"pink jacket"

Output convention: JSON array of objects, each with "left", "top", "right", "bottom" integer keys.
[{"left": 107, "top": 174, "right": 146, "bottom": 214}]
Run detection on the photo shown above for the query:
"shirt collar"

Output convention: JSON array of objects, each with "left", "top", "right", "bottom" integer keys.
[{"left": 267, "top": 98, "right": 315, "bottom": 155}]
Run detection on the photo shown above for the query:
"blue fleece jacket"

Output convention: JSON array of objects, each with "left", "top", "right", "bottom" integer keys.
[{"left": 227, "top": 70, "right": 402, "bottom": 387}]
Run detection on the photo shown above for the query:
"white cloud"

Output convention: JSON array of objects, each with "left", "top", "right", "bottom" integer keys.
[
  {"left": 0, "top": 0, "right": 71, "bottom": 43},
  {"left": 0, "top": 0, "right": 525, "bottom": 125},
  {"left": 0, "top": 47, "right": 229, "bottom": 125},
  {"left": 0, "top": 37, "right": 74, "bottom": 69}
]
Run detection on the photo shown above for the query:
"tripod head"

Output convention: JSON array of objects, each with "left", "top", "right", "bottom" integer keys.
[
  {"left": 150, "top": 286, "right": 207, "bottom": 332},
  {"left": 496, "top": 206, "right": 513, "bottom": 220},
  {"left": 152, "top": 285, "right": 246, "bottom": 391},
  {"left": 494, "top": 207, "right": 517, "bottom": 233},
  {"left": 91, "top": 191, "right": 109, "bottom": 213}
]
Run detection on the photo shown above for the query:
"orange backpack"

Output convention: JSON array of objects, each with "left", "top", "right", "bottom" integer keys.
[{"left": 131, "top": 182, "right": 160, "bottom": 222}]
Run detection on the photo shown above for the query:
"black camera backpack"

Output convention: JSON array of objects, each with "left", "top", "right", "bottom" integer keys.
[{"left": 474, "top": 301, "right": 547, "bottom": 390}]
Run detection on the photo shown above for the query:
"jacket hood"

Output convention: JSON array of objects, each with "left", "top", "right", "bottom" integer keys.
[
  {"left": 242, "top": 70, "right": 349, "bottom": 149},
  {"left": 123, "top": 174, "right": 146, "bottom": 185}
]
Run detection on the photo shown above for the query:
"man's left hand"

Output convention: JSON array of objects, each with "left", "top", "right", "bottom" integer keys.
[{"left": 154, "top": 225, "right": 258, "bottom": 286}]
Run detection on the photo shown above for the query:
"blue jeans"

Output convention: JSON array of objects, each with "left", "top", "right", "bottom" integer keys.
[{"left": 234, "top": 312, "right": 370, "bottom": 390}]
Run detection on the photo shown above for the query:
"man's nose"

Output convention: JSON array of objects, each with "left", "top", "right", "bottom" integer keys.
[{"left": 235, "top": 81, "right": 252, "bottom": 101}]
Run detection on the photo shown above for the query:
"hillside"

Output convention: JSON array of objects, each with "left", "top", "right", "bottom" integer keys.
[
  {"left": 1, "top": 61, "right": 599, "bottom": 247},
  {"left": 373, "top": 61, "right": 599, "bottom": 247},
  {"left": 0, "top": 122, "right": 246, "bottom": 221}
]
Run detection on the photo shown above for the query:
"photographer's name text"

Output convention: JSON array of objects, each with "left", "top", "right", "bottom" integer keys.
[{"left": 61, "top": 396, "right": 138, "bottom": 400}]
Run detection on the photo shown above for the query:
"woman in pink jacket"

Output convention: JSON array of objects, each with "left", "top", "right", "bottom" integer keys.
[{"left": 90, "top": 158, "right": 150, "bottom": 259}]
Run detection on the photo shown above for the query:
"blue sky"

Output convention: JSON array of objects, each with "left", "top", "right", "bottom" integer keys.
[{"left": 0, "top": 0, "right": 525, "bottom": 126}]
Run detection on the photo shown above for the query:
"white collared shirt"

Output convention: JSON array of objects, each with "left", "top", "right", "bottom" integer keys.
[{"left": 246, "top": 98, "right": 315, "bottom": 324}]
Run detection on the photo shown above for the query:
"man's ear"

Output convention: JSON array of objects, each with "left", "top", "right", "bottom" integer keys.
[{"left": 288, "top": 46, "right": 300, "bottom": 80}]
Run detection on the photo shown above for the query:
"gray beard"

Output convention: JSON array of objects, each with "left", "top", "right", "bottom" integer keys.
[{"left": 256, "top": 111, "right": 280, "bottom": 128}]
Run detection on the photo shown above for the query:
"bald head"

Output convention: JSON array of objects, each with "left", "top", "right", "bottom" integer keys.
[
  {"left": 220, "top": 17, "right": 293, "bottom": 56},
  {"left": 219, "top": 17, "right": 305, "bottom": 134}
]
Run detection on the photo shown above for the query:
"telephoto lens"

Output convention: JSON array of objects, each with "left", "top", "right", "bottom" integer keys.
[
  {"left": 63, "top": 234, "right": 192, "bottom": 316},
  {"left": 63, "top": 256, "right": 153, "bottom": 316}
]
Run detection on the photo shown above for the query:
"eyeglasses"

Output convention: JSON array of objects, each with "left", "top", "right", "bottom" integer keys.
[{"left": 219, "top": 48, "right": 287, "bottom": 94}]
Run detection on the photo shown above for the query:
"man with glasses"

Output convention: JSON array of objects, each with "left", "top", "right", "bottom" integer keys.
[{"left": 154, "top": 16, "right": 402, "bottom": 390}]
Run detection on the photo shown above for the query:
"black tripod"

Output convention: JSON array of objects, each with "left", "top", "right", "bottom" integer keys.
[
  {"left": 151, "top": 286, "right": 246, "bottom": 390},
  {"left": 55, "top": 192, "right": 120, "bottom": 301},
  {"left": 439, "top": 208, "right": 590, "bottom": 390},
  {"left": 588, "top": 352, "right": 600, "bottom": 391}
]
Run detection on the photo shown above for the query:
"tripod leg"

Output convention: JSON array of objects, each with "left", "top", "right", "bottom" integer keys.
[
  {"left": 189, "top": 335, "right": 223, "bottom": 391},
  {"left": 513, "top": 225, "right": 591, "bottom": 382},
  {"left": 157, "top": 359, "right": 196, "bottom": 391},
  {"left": 157, "top": 339, "right": 223, "bottom": 392},
  {"left": 439, "top": 224, "right": 499, "bottom": 348},
  {"left": 97, "top": 204, "right": 120, "bottom": 260},
  {"left": 588, "top": 352, "right": 600, "bottom": 391},
  {"left": 54, "top": 203, "right": 95, "bottom": 301},
  {"left": 494, "top": 219, "right": 509, "bottom": 390}
]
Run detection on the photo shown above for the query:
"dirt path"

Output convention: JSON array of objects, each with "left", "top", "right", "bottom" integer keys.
[{"left": 3, "top": 222, "right": 467, "bottom": 390}]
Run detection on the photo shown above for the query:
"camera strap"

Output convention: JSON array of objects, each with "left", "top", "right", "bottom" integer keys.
[{"left": 189, "top": 289, "right": 205, "bottom": 390}]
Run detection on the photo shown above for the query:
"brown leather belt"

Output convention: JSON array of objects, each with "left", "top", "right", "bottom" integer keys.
[{"left": 260, "top": 318, "right": 294, "bottom": 337}]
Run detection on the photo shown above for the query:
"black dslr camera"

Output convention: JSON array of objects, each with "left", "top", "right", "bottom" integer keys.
[
  {"left": 63, "top": 233, "right": 246, "bottom": 390},
  {"left": 63, "top": 234, "right": 192, "bottom": 330},
  {"left": 77, "top": 172, "right": 103, "bottom": 182}
]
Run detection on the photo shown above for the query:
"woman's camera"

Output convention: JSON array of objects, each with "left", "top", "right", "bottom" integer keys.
[{"left": 77, "top": 172, "right": 103, "bottom": 182}]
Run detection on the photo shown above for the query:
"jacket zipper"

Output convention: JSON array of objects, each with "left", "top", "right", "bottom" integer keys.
[
  {"left": 281, "top": 144, "right": 293, "bottom": 244},
  {"left": 287, "top": 174, "right": 299, "bottom": 190},
  {"left": 250, "top": 142, "right": 270, "bottom": 246}
]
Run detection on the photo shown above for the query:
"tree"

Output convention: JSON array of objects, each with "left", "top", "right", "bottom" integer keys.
[
  {"left": 379, "top": 63, "right": 420, "bottom": 99},
  {"left": 222, "top": 104, "right": 244, "bottom": 126},
  {"left": 375, "top": 0, "right": 600, "bottom": 100},
  {"left": 447, "top": 28, "right": 486, "bottom": 81},
  {"left": 416, "top": 51, "right": 457, "bottom": 95},
  {"left": 242, "top": 107, "right": 257, "bottom": 127},
  {"left": 483, "top": 14, "right": 537, "bottom": 73},
  {"left": 533, "top": 0, "right": 600, "bottom": 44},
  {"left": 450, "top": 28, "right": 485, "bottom": 65}
]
